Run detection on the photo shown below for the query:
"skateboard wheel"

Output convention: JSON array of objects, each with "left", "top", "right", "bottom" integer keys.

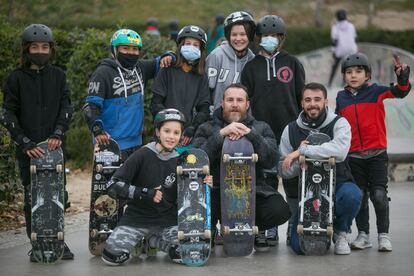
[
  {"left": 326, "top": 226, "right": 334, "bottom": 238},
  {"left": 96, "top": 164, "right": 103, "bottom": 173},
  {"left": 56, "top": 164, "right": 63, "bottom": 173},
  {"left": 57, "top": 231, "right": 64, "bottom": 240},
  {"left": 223, "top": 226, "right": 230, "bottom": 235},
  {"left": 252, "top": 226, "right": 259, "bottom": 235},
  {"left": 90, "top": 229, "right": 98, "bottom": 238},
  {"left": 204, "top": 229, "right": 211, "bottom": 239},
  {"left": 177, "top": 231, "right": 185, "bottom": 240},
  {"left": 329, "top": 157, "right": 336, "bottom": 166},
  {"left": 176, "top": 166, "right": 183, "bottom": 175},
  {"left": 31, "top": 232, "right": 37, "bottom": 241},
  {"left": 30, "top": 165, "right": 36, "bottom": 175},
  {"left": 202, "top": 165, "right": 209, "bottom": 175},
  {"left": 299, "top": 155, "right": 306, "bottom": 165},
  {"left": 222, "top": 154, "right": 230, "bottom": 163},
  {"left": 297, "top": 224, "right": 304, "bottom": 235},
  {"left": 251, "top": 153, "right": 259, "bottom": 163}
]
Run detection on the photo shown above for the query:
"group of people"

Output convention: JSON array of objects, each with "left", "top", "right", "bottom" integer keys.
[{"left": 0, "top": 8, "right": 411, "bottom": 266}]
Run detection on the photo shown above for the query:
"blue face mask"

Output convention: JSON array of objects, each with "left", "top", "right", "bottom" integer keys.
[
  {"left": 180, "top": 45, "right": 201, "bottom": 62},
  {"left": 260, "top": 36, "right": 279, "bottom": 53}
]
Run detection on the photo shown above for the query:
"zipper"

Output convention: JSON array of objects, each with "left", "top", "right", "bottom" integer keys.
[{"left": 352, "top": 95, "right": 363, "bottom": 150}]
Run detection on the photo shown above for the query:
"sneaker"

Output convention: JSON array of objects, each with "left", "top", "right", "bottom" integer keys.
[
  {"left": 62, "top": 243, "right": 74, "bottom": 260},
  {"left": 214, "top": 230, "right": 223, "bottom": 245},
  {"left": 168, "top": 245, "right": 183, "bottom": 264},
  {"left": 254, "top": 231, "right": 270, "bottom": 252},
  {"left": 131, "top": 238, "right": 144, "bottom": 257},
  {"left": 145, "top": 236, "right": 158, "bottom": 257},
  {"left": 333, "top": 230, "right": 351, "bottom": 244},
  {"left": 378, "top": 233, "right": 392, "bottom": 252},
  {"left": 334, "top": 232, "right": 351, "bottom": 255},
  {"left": 28, "top": 250, "right": 37, "bottom": 263},
  {"left": 351, "top": 231, "right": 372, "bottom": 250},
  {"left": 265, "top": 227, "right": 279, "bottom": 246}
]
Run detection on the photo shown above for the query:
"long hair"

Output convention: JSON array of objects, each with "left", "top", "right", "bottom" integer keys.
[
  {"left": 20, "top": 42, "right": 56, "bottom": 68},
  {"left": 174, "top": 39, "right": 206, "bottom": 75}
]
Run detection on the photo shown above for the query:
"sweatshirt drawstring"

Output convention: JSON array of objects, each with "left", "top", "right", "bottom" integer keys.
[
  {"left": 133, "top": 68, "right": 144, "bottom": 99},
  {"left": 265, "top": 58, "right": 270, "bottom": 81},
  {"left": 117, "top": 67, "right": 128, "bottom": 101},
  {"left": 234, "top": 54, "right": 238, "bottom": 83},
  {"left": 272, "top": 57, "right": 276, "bottom": 78}
]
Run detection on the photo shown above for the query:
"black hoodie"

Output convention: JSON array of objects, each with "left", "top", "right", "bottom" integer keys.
[{"left": 241, "top": 50, "right": 305, "bottom": 144}]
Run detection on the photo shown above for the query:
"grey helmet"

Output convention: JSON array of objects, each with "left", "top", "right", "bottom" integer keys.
[
  {"left": 341, "top": 53, "right": 371, "bottom": 73},
  {"left": 256, "top": 15, "right": 286, "bottom": 36},
  {"left": 22, "top": 24, "right": 54, "bottom": 44},
  {"left": 224, "top": 11, "right": 256, "bottom": 41},
  {"left": 336, "top": 9, "right": 347, "bottom": 21},
  {"left": 177, "top": 25, "right": 207, "bottom": 46},
  {"left": 154, "top": 109, "right": 186, "bottom": 129}
]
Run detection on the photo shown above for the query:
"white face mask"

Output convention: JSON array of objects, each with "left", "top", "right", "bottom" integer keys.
[{"left": 260, "top": 36, "right": 279, "bottom": 53}]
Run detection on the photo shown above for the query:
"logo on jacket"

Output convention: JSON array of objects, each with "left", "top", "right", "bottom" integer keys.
[
  {"left": 164, "top": 173, "right": 176, "bottom": 188},
  {"left": 277, "top": 66, "right": 293, "bottom": 83}
]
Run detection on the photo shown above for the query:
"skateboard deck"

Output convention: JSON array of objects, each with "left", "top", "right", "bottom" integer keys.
[
  {"left": 88, "top": 138, "right": 121, "bottom": 255},
  {"left": 177, "top": 148, "right": 211, "bottom": 266},
  {"left": 297, "top": 132, "right": 336, "bottom": 255},
  {"left": 30, "top": 141, "right": 65, "bottom": 263},
  {"left": 220, "top": 137, "right": 258, "bottom": 256}
]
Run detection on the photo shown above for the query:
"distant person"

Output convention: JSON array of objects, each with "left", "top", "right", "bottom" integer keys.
[
  {"left": 168, "top": 20, "right": 179, "bottom": 41},
  {"left": 328, "top": 9, "right": 357, "bottom": 87},
  {"left": 144, "top": 18, "right": 161, "bottom": 38},
  {"left": 207, "top": 15, "right": 225, "bottom": 53},
  {"left": 336, "top": 53, "right": 411, "bottom": 252}
]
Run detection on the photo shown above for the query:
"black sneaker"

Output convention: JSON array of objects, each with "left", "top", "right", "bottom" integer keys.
[
  {"left": 168, "top": 245, "right": 182, "bottom": 264},
  {"left": 62, "top": 243, "right": 74, "bottom": 260},
  {"left": 28, "top": 250, "right": 37, "bottom": 263},
  {"left": 266, "top": 227, "right": 279, "bottom": 246},
  {"left": 254, "top": 231, "right": 270, "bottom": 252}
]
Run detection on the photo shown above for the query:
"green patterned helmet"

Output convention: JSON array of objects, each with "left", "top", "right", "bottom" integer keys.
[{"left": 110, "top": 29, "right": 143, "bottom": 48}]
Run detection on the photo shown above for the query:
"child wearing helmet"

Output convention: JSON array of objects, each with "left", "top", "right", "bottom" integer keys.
[
  {"left": 151, "top": 25, "right": 210, "bottom": 148},
  {"left": 240, "top": 15, "right": 305, "bottom": 247},
  {"left": 336, "top": 52, "right": 411, "bottom": 252},
  {"left": 1, "top": 24, "right": 74, "bottom": 261},
  {"left": 206, "top": 11, "right": 256, "bottom": 111},
  {"left": 101, "top": 109, "right": 212, "bottom": 265},
  {"left": 83, "top": 28, "right": 175, "bottom": 161}
]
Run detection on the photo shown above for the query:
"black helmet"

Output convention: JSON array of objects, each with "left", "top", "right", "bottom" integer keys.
[
  {"left": 147, "top": 18, "right": 158, "bottom": 27},
  {"left": 177, "top": 25, "right": 207, "bottom": 46},
  {"left": 169, "top": 20, "right": 179, "bottom": 31},
  {"left": 154, "top": 109, "right": 186, "bottom": 129},
  {"left": 341, "top": 53, "right": 371, "bottom": 73},
  {"left": 215, "top": 15, "right": 225, "bottom": 25},
  {"left": 224, "top": 11, "right": 256, "bottom": 42},
  {"left": 22, "top": 24, "right": 54, "bottom": 44},
  {"left": 256, "top": 15, "right": 286, "bottom": 36},
  {"left": 336, "top": 9, "right": 347, "bottom": 21}
]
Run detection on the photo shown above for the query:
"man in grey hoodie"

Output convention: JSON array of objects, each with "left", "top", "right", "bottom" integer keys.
[
  {"left": 206, "top": 11, "right": 256, "bottom": 111},
  {"left": 278, "top": 82, "right": 361, "bottom": 255}
]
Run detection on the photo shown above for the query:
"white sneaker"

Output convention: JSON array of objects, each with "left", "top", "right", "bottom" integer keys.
[
  {"left": 351, "top": 231, "right": 372, "bottom": 250},
  {"left": 378, "top": 233, "right": 392, "bottom": 252},
  {"left": 334, "top": 232, "right": 351, "bottom": 255}
]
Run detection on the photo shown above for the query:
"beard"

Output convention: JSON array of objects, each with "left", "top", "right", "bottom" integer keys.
[{"left": 223, "top": 107, "right": 248, "bottom": 123}]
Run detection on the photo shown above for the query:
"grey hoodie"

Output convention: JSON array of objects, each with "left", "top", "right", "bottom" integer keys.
[
  {"left": 278, "top": 108, "right": 351, "bottom": 179},
  {"left": 206, "top": 41, "right": 255, "bottom": 110}
]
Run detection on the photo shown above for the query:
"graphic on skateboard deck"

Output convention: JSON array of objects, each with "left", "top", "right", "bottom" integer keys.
[
  {"left": 220, "top": 137, "right": 258, "bottom": 256},
  {"left": 297, "top": 132, "right": 336, "bottom": 255},
  {"left": 30, "top": 141, "right": 65, "bottom": 263},
  {"left": 177, "top": 148, "right": 211, "bottom": 266},
  {"left": 88, "top": 138, "right": 121, "bottom": 255}
]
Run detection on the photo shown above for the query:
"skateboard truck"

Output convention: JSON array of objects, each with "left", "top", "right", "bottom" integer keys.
[{"left": 177, "top": 229, "right": 211, "bottom": 240}]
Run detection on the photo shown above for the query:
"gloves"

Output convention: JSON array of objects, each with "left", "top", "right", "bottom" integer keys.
[
  {"left": 49, "top": 127, "right": 64, "bottom": 140},
  {"left": 19, "top": 136, "right": 37, "bottom": 153},
  {"left": 107, "top": 178, "right": 157, "bottom": 201},
  {"left": 92, "top": 122, "right": 105, "bottom": 137},
  {"left": 396, "top": 65, "right": 410, "bottom": 86}
]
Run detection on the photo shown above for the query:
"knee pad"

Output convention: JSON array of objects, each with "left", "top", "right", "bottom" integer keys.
[
  {"left": 102, "top": 248, "right": 130, "bottom": 266},
  {"left": 370, "top": 188, "right": 389, "bottom": 210}
]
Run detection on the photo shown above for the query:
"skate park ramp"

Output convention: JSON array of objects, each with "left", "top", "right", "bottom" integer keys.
[{"left": 297, "top": 43, "right": 414, "bottom": 163}]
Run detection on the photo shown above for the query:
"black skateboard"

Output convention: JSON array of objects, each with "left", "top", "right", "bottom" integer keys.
[{"left": 30, "top": 141, "right": 65, "bottom": 263}]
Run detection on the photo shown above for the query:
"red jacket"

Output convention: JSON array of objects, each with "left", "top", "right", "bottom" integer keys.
[{"left": 335, "top": 82, "right": 411, "bottom": 153}]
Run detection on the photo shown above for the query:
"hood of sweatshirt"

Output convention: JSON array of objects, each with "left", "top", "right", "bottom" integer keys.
[{"left": 296, "top": 107, "right": 337, "bottom": 131}]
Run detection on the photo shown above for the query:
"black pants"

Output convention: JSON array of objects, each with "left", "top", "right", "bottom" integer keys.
[
  {"left": 210, "top": 186, "right": 291, "bottom": 234},
  {"left": 348, "top": 152, "right": 390, "bottom": 234},
  {"left": 328, "top": 54, "right": 342, "bottom": 87},
  {"left": 20, "top": 163, "right": 69, "bottom": 239}
]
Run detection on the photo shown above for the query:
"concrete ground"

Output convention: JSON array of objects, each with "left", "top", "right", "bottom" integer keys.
[{"left": 1, "top": 181, "right": 413, "bottom": 276}]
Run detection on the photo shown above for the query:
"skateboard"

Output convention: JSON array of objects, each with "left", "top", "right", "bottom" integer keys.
[
  {"left": 88, "top": 138, "right": 122, "bottom": 255},
  {"left": 30, "top": 141, "right": 65, "bottom": 263},
  {"left": 297, "top": 132, "right": 336, "bottom": 255},
  {"left": 220, "top": 137, "right": 258, "bottom": 256},
  {"left": 176, "top": 148, "right": 211, "bottom": 266}
]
